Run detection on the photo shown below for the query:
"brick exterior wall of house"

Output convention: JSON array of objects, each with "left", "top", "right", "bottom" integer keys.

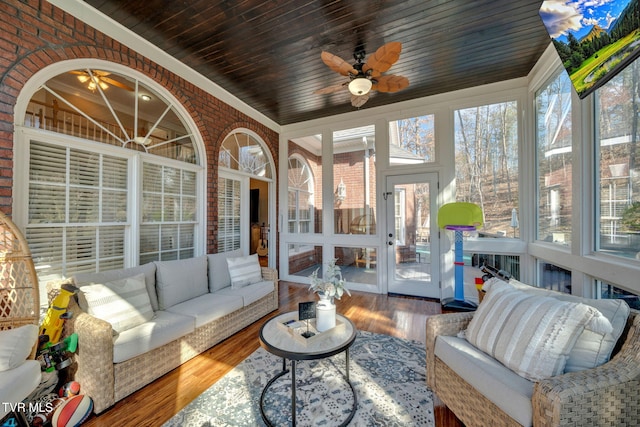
[{"left": 0, "top": 0, "right": 278, "bottom": 254}]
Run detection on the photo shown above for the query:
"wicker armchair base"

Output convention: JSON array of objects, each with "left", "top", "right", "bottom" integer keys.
[
  {"left": 426, "top": 310, "right": 640, "bottom": 427},
  {"left": 68, "top": 268, "right": 279, "bottom": 414},
  {"left": 435, "top": 358, "right": 521, "bottom": 426}
]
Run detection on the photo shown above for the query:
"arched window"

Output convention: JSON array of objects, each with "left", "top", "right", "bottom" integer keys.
[
  {"left": 217, "top": 130, "right": 273, "bottom": 253},
  {"left": 219, "top": 132, "right": 272, "bottom": 177},
  {"left": 288, "top": 156, "right": 314, "bottom": 233},
  {"left": 16, "top": 63, "right": 204, "bottom": 280}
]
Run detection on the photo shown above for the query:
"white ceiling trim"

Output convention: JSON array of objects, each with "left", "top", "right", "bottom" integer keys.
[{"left": 48, "top": 0, "right": 280, "bottom": 133}]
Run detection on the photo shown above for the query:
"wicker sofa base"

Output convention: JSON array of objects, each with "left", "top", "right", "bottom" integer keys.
[{"left": 70, "top": 278, "right": 278, "bottom": 414}]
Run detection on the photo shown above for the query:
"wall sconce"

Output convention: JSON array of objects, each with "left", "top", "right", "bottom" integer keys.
[{"left": 336, "top": 178, "right": 346, "bottom": 202}]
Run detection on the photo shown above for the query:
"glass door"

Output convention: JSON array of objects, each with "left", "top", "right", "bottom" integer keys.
[{"left": 385, "top": 173, "right": 440, "bottom": 298}]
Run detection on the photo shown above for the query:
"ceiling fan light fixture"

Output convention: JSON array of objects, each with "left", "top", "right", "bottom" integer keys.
[
  {"left": 348, "top": 77, "right": 372, "bottom": 96},
  {"left": 133, "top": 135, "right": 152, "bottom": 146}
]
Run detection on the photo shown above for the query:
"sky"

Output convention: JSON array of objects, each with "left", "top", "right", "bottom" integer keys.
[{"left": 539, "top": 0, "right": 631, "bottom": 42}]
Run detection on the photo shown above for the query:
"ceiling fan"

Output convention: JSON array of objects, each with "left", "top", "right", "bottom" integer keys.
[
  {"left": 69, "top": 69, "right": 134, "bottom": 92},
  {"left": 314, "top": 41, "right": 409, "bottom": 108}
]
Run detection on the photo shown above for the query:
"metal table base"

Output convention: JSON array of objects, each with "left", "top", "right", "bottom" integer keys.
[{"left": 259, "top": 348, "right": 357, "bottom": 427}]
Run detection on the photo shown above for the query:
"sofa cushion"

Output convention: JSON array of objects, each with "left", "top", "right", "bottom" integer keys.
[
  {"left": 113, "top": 310, "right": 195, "bottom": 363},
  {"left": 74, "top": 262, "right": 159, "bottom": 311},
  {"left": 484, "top": 278, "right": 630, "bottom": 372},
  {"left": 77, "top": 273, "right": 155, "bottom": 334},
  {"left": 166, "top": 293, "right": 243, "bottom": 328},
  {"left": 226, "top": 254, "right": 262, "bottom": 288},
  {"left": 0, "top": 324, "right": 38, "bottom": 371},
  {"left": 155, "top": 256, "right": 208, "bottom": 310},
  {"left": 466, "top": 281, "right": 612, "bottom": 381},
  {"left": 215, "top": 279, "right": 274, "bottom": 306},
  {"left": 208, "top": 249, "right": 243, "bottom": 292},
  {"left": 435, "top": 335, "right": 534, "bottom": 426},
  {"left": 0, "top": 359, "right": 41, "bottom": 419}
]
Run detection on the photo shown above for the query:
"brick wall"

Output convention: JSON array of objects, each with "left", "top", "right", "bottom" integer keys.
[{"left": 0, "top": 0, "right": 278, "bottom": 254}]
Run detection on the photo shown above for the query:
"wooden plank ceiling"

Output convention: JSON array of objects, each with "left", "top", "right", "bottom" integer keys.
[{"left": 84, "top": 0, "right": 550, "bottom": 125}]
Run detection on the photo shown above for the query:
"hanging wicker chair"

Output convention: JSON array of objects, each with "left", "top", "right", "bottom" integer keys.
[{"left": 0, "top": 211, "right": 40, "bottom": 358}]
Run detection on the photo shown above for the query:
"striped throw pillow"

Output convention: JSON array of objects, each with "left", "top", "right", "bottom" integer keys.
[
  {"left": 78, "top": 273, "right": 155, "bottom": 333},
  {"left": 226, "top": 254, "right": 262, "bottom": 288},
  {"left": 465, "top": 281, "right": 612, "bottom": 381}
]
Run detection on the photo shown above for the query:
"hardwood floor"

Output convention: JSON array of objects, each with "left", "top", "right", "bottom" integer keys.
[{"left": 82, "top": 281, "right": 463, "bottom": 427}]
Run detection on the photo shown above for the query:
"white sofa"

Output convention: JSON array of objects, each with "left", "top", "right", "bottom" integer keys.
[
  {"left": 64, "top": 250, "right": 278, "bottom": 414},
  {"left": 426, "top": 278, "right": 640, "bottom": 426}
]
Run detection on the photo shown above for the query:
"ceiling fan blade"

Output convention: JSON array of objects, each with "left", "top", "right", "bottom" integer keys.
[
  {"left": 314, "top": 83, "right": 347, "bottom": 95},
  {"left": 363, "top": 41, "right": 402, "bottom": 74},
  {"left": 351, "top": 93, "right": 369, "bottom": 108},
  {"left": 374, "top": 75, "right": 409, "bottom": 93},
  {"left": 321, "top": 51, "right": 358, "bottom": 76},
  {"left": 101, "top": 76, "right": 135, "bottom": 91}
]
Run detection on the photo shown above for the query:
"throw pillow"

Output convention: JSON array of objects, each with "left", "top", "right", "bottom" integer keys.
[
  {"left": 207, "top": 249, "right": 243, "bottom": 292},
  {"left": 78, "top": 273, "right": 155, "bottom": 333},
  {"left": 0, "top": 324, "right": 38, "bottom": 371},
  {"left": 227, "top": 254, "right": 262, "bottom": 288},
  {"left": 483, "top": 277, "right": 630, "bottom": 372},
  {"left": 154, "top": 256, "right": 208, "bottom": 310},
  {"left": 465, "top": 281, "right": 612, "bottom": 381},
  {"left": 74, "top": 262, "right": 159, "bottom": 311}
]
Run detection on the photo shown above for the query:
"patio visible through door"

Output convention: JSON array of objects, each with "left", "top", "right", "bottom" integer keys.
[{"left": 386, "top": 173, "right": 440, "bottom": 298}]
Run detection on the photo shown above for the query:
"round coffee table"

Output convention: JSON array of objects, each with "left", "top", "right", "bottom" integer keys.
[{"left": 258, "top": 311, "right": 357, "bottom": 427}]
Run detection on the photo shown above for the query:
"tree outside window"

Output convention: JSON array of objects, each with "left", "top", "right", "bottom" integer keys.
[
  {"left": 536, "top": 71, "right": 573, "bottom": 246},
  {"left": 454, "top": 101, "right": 519, "bottom": 237},
  {"left": 597, "top": 58, "right": 640, "bottom": 259}
]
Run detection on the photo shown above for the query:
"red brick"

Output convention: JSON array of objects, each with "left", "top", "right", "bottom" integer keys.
[{"left": 0, "top": 0, "right": 279, "bottom": 255}]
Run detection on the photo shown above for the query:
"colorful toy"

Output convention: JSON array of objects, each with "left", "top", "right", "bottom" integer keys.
[
  {"left": 37, "top": 333, "right": 78, "bottom": 372},
  {"left": 39, "top": 282, "right": 78, "bottom": 346},
  {"left": 58, "top": 381, "right": 81, "bottom": 398},
  {"left": 481, "top": 263, "right": 512, "bottom": 282},
  {"left": 437, "top": 202, "right": 483, "bottom": 311},
  {"left": 31, "top": 395, "right": 66, "bottom": 427},
  {"left": 51, "top": 395, "right": 93, "bottom": 427}
]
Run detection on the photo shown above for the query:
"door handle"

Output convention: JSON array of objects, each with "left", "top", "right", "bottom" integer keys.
[{"left": 388, "top": 241, "right": 393, "bottom": 246}]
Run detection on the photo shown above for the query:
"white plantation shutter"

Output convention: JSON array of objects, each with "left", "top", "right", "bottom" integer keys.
[
  {"left": 140, "top": 162, "right": 196, "bottom": 263},
  {"left": 27, "top": 141, "right": 128, "bottom": 277},
  {"left": 218, "top": 177, "right": 241, "bottom": 252}
]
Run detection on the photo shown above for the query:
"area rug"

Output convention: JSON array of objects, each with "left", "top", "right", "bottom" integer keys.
[{"left": 163, "top": 331, "right": 435, "bottom": 426}]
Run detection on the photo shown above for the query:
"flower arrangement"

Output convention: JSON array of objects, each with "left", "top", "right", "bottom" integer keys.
[{"left": 309, "top": 258, "right": 351, "bottom": 300}]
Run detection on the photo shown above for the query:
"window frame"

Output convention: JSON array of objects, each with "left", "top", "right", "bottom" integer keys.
[
  {"left": 13, "top": 60, "right": 206, "bottom": 283},
  {"left": 287, "top": 155, "right": 314, "bottom": 234}
]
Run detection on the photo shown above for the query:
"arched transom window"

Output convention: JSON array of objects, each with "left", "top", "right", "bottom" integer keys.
[
  {"left": 25, "top": 67, "right": 197, "bottom": 162},
  {"left": 219, "top": 132, "right": 272, "bottom": 177}
]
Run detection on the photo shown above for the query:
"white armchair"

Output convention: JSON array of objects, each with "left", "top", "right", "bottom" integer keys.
[
  {"left": 0, "top": 325, "right": 41, "bottom": 423},
  {"left": 0, "top": 211, "right": 41, "bottom": 425}
]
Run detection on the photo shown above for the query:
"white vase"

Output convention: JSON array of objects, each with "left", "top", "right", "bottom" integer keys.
[{"left": 316, "top": 294, "right": 336, "bottom": 332}]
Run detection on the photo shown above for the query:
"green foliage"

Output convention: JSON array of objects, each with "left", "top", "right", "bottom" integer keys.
[{"left": 621, "top": 202, "right": 640, "bottom": 231}]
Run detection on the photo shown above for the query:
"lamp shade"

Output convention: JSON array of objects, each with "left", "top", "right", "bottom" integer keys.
[{"left": 348, "top": 78, "right": 372, "bottom": 96}]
